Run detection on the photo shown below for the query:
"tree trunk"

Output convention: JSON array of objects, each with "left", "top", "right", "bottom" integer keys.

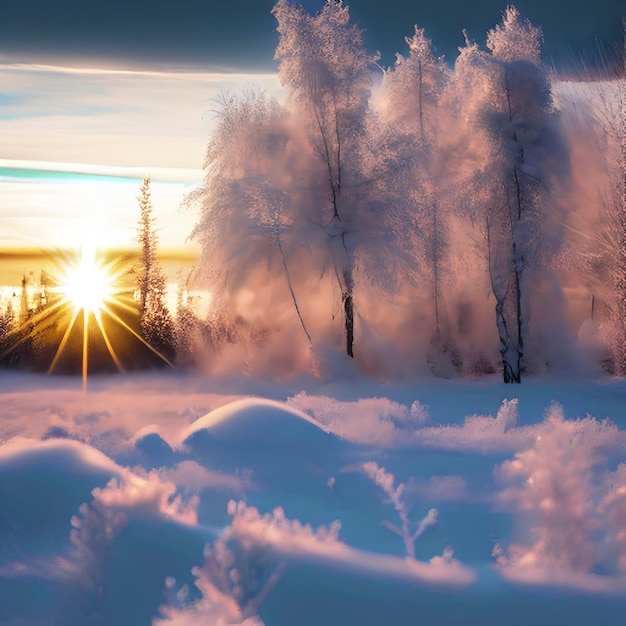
[
  {"left": 343, "top": 267, "right": 354, "bottom": 358},
  {"left": 506, "top": 73, "right": 525, "bottom": 378},
  {"left": 433, "top": 200, "right": 440, "bottom": 335},
  {"left": 487, "top": 218, "right": 521, "bottom": 383},
  {"left": 494, "top": 291, "right": 521, "bottom": 383},
  {"left": 616, "top": 15, "right": 626, "bottom": 376},
  {"left": 513, "top": 239, "right": 524, "bottom": 374}
]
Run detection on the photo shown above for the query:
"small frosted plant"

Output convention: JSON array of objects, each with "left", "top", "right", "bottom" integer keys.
[{"left": 363, "top": 462, "right": 438, "bottom": 559}]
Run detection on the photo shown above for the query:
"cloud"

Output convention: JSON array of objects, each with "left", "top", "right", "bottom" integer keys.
[
  {"left": 0, "top": 62, "right": 282, "bottom": 170},
  {"left": 0, "top": 167, "right": 197, "bottom": 250},
  {"left": 0, "top": 61, "right": 282, "bottom": 249}
]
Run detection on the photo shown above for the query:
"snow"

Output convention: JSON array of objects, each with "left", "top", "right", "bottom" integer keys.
[{"left": 1, "top": 370, "right": 626, "bottom": 624}]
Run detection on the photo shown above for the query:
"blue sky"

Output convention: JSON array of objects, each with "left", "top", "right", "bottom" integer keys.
[{"left": 1, "top": 0, "right": 624, "bottom": 70}]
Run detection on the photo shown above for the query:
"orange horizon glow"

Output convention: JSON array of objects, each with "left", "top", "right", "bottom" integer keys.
[
  {"left": 50, "top": 243, "right": 175, "bottom": 390},
  {"left": 0, "top": 240, "right": 176, "bottom": 390},
  {"left": 0, "top": 244, "right": 199, "bottom": 287}
]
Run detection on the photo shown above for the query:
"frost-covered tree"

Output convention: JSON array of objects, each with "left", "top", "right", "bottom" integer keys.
[
  {"left": 555, "top": 79, "right": 625, "bottom": 373},
  {"left": 0, "top": 301, "right": 14, "bottom": 356},
  {"left": 19, "top": 274, "right": 30, "bottom": 325},
  {"left": 452, "top": 7, "right": 564, "bottom": 382},
  {"left": 188, "top": 89, "right": 315, "bottom": 352},
  {"left": 382, "top": 26, "right": 448, "bottom": 145},
  {"left": 272, "top": 0, "right": 375, "bottom": 358},
  {"left": 137, "top": 176, "right": 175, "bottom": 361},
  {"left": 182, "top": 1, "right": 622, "bottom": 379},
  {"left": 190, "top": 6, "right": 420, "bottom": 369},
  {"left": 380, "top": 26, "right": 450, "bottom": 339},
  {"left": 621, "top": 17, "right": 626, "bottom": 375}
]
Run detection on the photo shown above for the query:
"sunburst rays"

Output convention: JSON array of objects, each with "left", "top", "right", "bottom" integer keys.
[
  {"left": 1, "top": 244, "right": 174, "bottom": 390},
  {"left": 58, "top": 243, "right": 114, "bottom": 315}
]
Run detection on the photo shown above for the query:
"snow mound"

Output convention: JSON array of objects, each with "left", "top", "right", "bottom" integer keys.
[
  {"left": 0, "top": 439, "right": 124, "bottom": 561},
  {"left": 134, "top": 432, "right": 175, "bottom": 469},
  {"left": 0, "top": 437, "right": 123, "bottom": 477},
  {"left": 179, "top": 397, "right": 332, "bottom": 447},
  {"left": 178, "top": 398, "right": 345, "bottom": 492}
]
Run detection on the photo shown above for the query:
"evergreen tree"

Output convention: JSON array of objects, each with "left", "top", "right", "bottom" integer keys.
[
  {"left": 137, "top": 176, "right": 175, "bottom": 362},
  {"left": 0, "top": 301, "right": 14, "bottom": 356}
]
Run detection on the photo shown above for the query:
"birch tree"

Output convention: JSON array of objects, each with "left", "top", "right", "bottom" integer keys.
[
  {"left": 487, "top": 7, "right": 566, "bottom": 381},
  {"left": 453, "top": 7, "right": 564, "bottom": 382},
  {"left": 189, "top": 89, "right": 314, "bottom": 348},
  {"left": 272, "top": 0, "right": 374, "bottom": 358},
  {"left": 380, "top": 26, "right": 449, "bottom": 337}
]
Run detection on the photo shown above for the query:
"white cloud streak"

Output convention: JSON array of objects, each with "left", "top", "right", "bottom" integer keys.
[
  {"left": 0, "top": 61, "right": 282, "bottom": 249},
  {"left": 0, "top": 62, "right": 282, "bottom": 169}
]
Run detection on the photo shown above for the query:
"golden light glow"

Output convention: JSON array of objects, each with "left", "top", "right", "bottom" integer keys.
[
  {"left": 0, "top": 238, "right": 174, "bottom": 391},
  {"left": 58, "top": 244, "right": 114, "bottom": 314},
  {"left": 47, "top": 242, "right": 134, "bottom": 390}
]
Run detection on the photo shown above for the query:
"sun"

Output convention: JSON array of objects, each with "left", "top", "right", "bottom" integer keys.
[
  {"left": 46, "top": 242, "right": 131, "bottom": 390},
  {"left": 0, "top": 232, "right": 175, "bottom": 390},
  {"left": 42, "top": 241, "right": 173, "bottom": 390},
  {"left": 58, "top": 244, "right": 114, "bottom": 314}
]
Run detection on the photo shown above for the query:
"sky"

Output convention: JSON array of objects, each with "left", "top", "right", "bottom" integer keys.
[
  {"left": 0, "top": 0, "right": 624, "bottom": 261},
  {"left": 1, "top": 0, "right": 624, "bottom": 70},
  {"left": 0, "top": 64, "right": 280, "bottom": 253}
]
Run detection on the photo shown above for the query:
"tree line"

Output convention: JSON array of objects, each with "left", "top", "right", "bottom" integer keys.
[
  {"left": 184, "top": 1, "right": 625, "bottom": 382},
  {"left": 2, "top": 2, "right": 622, "bottom": 383}
]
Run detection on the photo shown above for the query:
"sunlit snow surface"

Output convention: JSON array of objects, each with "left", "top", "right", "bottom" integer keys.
[{"left": 1, "top": 371, "right": 626, "bottom": 625}]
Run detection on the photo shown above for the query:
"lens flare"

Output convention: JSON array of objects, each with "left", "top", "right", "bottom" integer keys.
[
  {"left": 1, "top": 240, "right": 174, "bottom": 391},
  {"left": 58, "top": 244, "right": 114, "bottom": 314},
  {"left": 47, "top": 243, "right": 133, "bottom": 390}
]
